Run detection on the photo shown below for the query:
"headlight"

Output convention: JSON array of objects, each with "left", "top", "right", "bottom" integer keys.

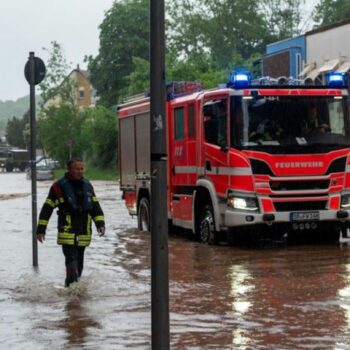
[
  {"left": 341, "top": 193, "right": 350, "bottom": 208},
  {"left": 227, "top": 195, "right": 259, "bottom": 211}
]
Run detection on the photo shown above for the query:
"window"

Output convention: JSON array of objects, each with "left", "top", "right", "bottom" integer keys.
[
  {"left": 188, "top": 103, "right": 195, "bottom": 138},
  {"left": 174, "top": 107, "right": 184, "bottom": 140},
  {"left": 79, "top": 88, "right": 85, "bottom": 99},
  {"left": 203, "top": 99, "right": 227, "bottom": 146}
]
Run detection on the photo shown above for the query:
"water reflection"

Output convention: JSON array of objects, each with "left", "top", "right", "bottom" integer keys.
[
  {"left": 3, "top": 174, "right": 350, "bottom": 349},
  {"left": 57, "top": 297, "right": 101, "bottom": 347}
]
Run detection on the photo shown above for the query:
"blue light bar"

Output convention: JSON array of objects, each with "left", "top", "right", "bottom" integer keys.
[
  {"left": 326, "top": 72, "right": 344, "bottom": 87},
  {"left": 228, "top": 70, "right": 252, "bottom": 88}
]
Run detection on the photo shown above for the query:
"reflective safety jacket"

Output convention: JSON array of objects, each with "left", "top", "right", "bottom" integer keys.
[{"left": 36, "top": 174, "right": 105, "bottom": 247}]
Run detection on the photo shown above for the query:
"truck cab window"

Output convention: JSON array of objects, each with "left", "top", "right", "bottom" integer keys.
[
  {"left": 174, "top": 107, "right": 185, "bottom": 140},
  {"left": 203, "top": 99, "right": 227, "bottom": 146},
  {"left": 188, "top": 103, "right": 195, "bottom": 138}
]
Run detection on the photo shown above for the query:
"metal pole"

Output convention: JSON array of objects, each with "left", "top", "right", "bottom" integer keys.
[
  {"left": 29, "top": 52, "right": 38, "bottom": 267},
  {"left": 150, "top": 0, "right": 169, "bottom": 348}
]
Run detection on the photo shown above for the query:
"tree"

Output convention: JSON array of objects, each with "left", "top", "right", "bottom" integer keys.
[
  {"left": 39, "top": 41, "right": 74, "bottom": 107},
  {"left": 38, "top": 105, "right": 85, "bottom": 166},
  {"left": 81, "top": 106, "right": 117, "bottom": 168},
  {"left": 167, "top": 0, "right": 268, "bottom": 70},
  {"left": 259, "top": 0, "right": 305, "bottom": 42},
  {"left": 87, "top": 0, "right": 149, "bottom": 107},
  {"left": 5, "top": 111, "right": 29, "bottom": 148},
  {"left": 312, "top": 0, "right": 350, "bottom": 27},
  {"left": 124, "top": 57, "right": 150, "bottom": 97}
]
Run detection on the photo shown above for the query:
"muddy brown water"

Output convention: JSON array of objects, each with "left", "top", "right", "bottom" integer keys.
[{"left": 1, "top": 173, "right": 350, "bottom": 349}]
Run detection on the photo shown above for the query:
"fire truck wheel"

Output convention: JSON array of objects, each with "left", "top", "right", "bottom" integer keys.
[
  {"left": 138, "top": 197, "right": 150, "bottom": 232},
  {"left": 199, "top": 204, "right": 219, "bottom": 245}
]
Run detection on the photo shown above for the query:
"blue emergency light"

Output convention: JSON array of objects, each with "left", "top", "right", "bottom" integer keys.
[
  {"left": 326, "top": 72, "right": 344, "bottom": 87},
  {"left": 228, "top": 70, "right": 252, "bottom": 88}
]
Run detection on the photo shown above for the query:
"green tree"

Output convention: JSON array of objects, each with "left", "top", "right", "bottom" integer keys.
[
  {"left": 167, "top": 0, "right": 267, "bottom": 69},
  {"left": 39, "top": 41, "right": 74, "bottom": 107},
  {"left": 124, "top": 57, "right": 150, "bottom": 97},
  {"left": 87, "top": 0, "right": 149, "bottom": 107},
  {"left": 259, "top": 0, "right": 305, "bottom": 42},
  {"left": 38, "top": 105, "right": 85, "bottom": 166},
  {"left": 81, "top": 106, "right": 117, "bottom": 168},
  {"left": 312, "top": 0, "right": 350, "bottom": 27},
  {"left": 5, "top": 111, "right": 29, "bottom": 148}
]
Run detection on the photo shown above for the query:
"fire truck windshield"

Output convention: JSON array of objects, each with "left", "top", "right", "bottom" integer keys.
[{"left": 231, "top": 95, "right": 350, "bottom": 153}]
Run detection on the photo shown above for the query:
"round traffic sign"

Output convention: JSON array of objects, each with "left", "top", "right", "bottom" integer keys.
[{"left": 24, "top": 56, "right": 46, "bottom": 85}]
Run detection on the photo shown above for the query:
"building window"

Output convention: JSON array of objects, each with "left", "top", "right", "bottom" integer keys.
[
  {"left": 174, "top": 107, "right": 184, "bottom": 140},
  {"left": 79, "top": 88, "right": 85, "bottom": 99}
]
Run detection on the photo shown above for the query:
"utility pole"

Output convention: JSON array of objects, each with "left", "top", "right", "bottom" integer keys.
[
  {"left": 24, "top": 52, "right": 46, "bottom": 267},
  {"left": 150, "top": 0, "right": 170, "bottom": 349}
]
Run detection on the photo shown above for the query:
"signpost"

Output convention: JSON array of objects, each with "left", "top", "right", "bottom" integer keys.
[{"left": 24, "top": 52, "right": 46, "bottom": 267}]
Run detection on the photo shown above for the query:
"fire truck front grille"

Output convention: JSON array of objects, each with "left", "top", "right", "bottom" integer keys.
[
  {"left": 274, "top": 201, "right": 327, "bottom": 211},
  {"left": 270, "top": 179, "right": 329, "bottom": 191}
]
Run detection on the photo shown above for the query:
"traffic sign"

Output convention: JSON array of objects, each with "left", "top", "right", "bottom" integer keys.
[{"left": 24, "top": 55, "right": 46, "bottom": 85}]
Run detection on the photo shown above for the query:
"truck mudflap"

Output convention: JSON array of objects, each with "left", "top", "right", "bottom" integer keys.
[{"left": 224, "top": 208, "right": 350, "bottom": 227}]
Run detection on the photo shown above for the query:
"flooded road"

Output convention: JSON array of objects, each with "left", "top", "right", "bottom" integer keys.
[{"left": 2, "top": 173, "right": 350, "bottom": 349}]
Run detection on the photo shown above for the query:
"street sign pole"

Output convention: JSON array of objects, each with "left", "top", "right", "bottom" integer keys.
[
  {"left": 24, "top": 52, "right": 46, "bottom": 267},
  {"left": 29, "top": 52, "right": 38, "bottom": 267},
  {"left": 150, "top": 0, "right": 169, "bottom": 348}
]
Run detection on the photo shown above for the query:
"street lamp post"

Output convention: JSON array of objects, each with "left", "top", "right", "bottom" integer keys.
[{"left": 150, "top": 0, "right": 170, "bottom": 348}]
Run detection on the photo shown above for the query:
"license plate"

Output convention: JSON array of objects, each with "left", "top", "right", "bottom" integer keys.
[{"left": 290, "top": 211, "right": 319, "bottom": 221}]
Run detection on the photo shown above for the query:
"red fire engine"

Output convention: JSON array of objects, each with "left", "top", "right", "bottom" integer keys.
[{"left": 118, "top": 71, "right": 350, "bottom": 244}]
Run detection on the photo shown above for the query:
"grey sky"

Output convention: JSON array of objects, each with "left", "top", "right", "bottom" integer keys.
[
  {"left": 0, "top": 0, "right": 319, "bottom": 102},
  {"left": 0, "top": 0, "right": 115, "bottom": 101}
]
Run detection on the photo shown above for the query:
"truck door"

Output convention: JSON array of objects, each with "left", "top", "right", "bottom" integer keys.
[
  {"left": 169, "top": 103, "right": 197, "bottom": 224},
  {"left": 202, "top": 94, "right": 230, "bottom": 196},
  {"left": 171, "top": 104, "right": 188, "bottom": 186}
]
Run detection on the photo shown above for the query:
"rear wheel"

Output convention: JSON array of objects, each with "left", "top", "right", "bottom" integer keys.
[
  {"left": 5, "top": 164, "right": 13, "bottom": 172},
  {"left": 198, "top": 204, "right": 219, "bottom": 245},
  {"left": 138, "top": 197, "right": 150, "bottom": 232}
]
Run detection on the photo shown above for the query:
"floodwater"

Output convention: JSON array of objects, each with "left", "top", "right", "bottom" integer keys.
[{"left": 2, "top": 173, "right": 350, "bottom": 349}]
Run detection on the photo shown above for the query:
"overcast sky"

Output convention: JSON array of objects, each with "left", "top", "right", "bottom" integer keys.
[
  {"left": 0, "top": 0, "right": 115, "bottom": 101},
  {"left": 0, "top": 0, "right": 319, "bottom": 102}
]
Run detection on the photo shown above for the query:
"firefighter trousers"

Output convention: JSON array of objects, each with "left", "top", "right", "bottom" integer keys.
[{"left": 62, "top": 245, "right": 86, "bottom": 287}]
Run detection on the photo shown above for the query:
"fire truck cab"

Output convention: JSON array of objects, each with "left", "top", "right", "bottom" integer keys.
[{"left": 118, "top": 71, "right": 350, "bottom": 244}]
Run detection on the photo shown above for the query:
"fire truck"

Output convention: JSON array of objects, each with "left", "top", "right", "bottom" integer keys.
[{"left": 118, "top": 71, "right": 350, "bottom": 244}]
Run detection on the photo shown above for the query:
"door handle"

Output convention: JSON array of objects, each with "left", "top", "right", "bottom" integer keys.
[{"left": 205, "top": 160, "right": 211, "bottom": 171}]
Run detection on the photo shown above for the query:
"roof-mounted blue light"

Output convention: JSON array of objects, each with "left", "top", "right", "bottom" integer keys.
[
  {"left": 326, "top": 72, "right": 344, "bottom": 87},
  {"left": 228, "top": 70, "right": 252, "bottom": 88}
]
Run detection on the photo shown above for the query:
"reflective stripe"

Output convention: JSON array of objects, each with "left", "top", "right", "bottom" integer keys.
[
  {"left": 212, "top": 167, "right": 252, "bottom": 176},
  {"left": 94, "top": 215, "right": 104, "bottom": 222},
  {"left": 174, "top": 165, "right": 252, "bottom": 176},
  {"left": 92, "top": 196, "right": 99, "bottom": 202},
  {"left": 39, "top": 219, "right": 48, "bottom": 226},
  {"left": 57, "top": 232, "right": 91, "bottom": 247},
  {"left": 45, "top": 199, "right": 55, "bottom": 208},
  {"left": 57, "top": 232, "right": 75, "bottom": 245},
  {"left": 174, "top": 166, "right": 201, "bottom": 174}
]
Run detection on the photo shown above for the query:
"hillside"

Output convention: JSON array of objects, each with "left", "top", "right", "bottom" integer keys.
[{"left": 0, "top": 96, "right": 29, "bottom": 130}]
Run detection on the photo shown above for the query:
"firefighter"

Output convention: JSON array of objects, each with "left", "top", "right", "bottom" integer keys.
[
  {"left": 302, "top": 103, "right": 330, "bottom": 136},
  {"left": 36, "top": 158, "right": 105, "bottom": 287}
]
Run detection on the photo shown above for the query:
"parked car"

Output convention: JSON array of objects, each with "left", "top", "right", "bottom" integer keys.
[{"left": 26, "top": 162, "right": 55, "bottom": 181}]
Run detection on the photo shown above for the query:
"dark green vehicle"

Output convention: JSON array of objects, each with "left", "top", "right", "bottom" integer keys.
[{"left": 0, "top": 148, "right": 29, "bottom": 172}]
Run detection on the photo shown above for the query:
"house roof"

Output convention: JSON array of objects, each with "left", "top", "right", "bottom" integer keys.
[{"left": 306, "top": 17, "right": 350, "bottom": 36}]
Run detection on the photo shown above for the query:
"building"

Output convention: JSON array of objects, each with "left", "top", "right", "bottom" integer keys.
[
  {"left": 261, "top": 18, "right": 350, "bottom": 84},
  {"left": 303, "top": 18, "right": 350, "bottom": 83},
  {"left": 262, "top": 35, "right": 306, "bottom": 79},
  {"left": 44, "top": 65, "right": 98, "bottom": 109}
]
